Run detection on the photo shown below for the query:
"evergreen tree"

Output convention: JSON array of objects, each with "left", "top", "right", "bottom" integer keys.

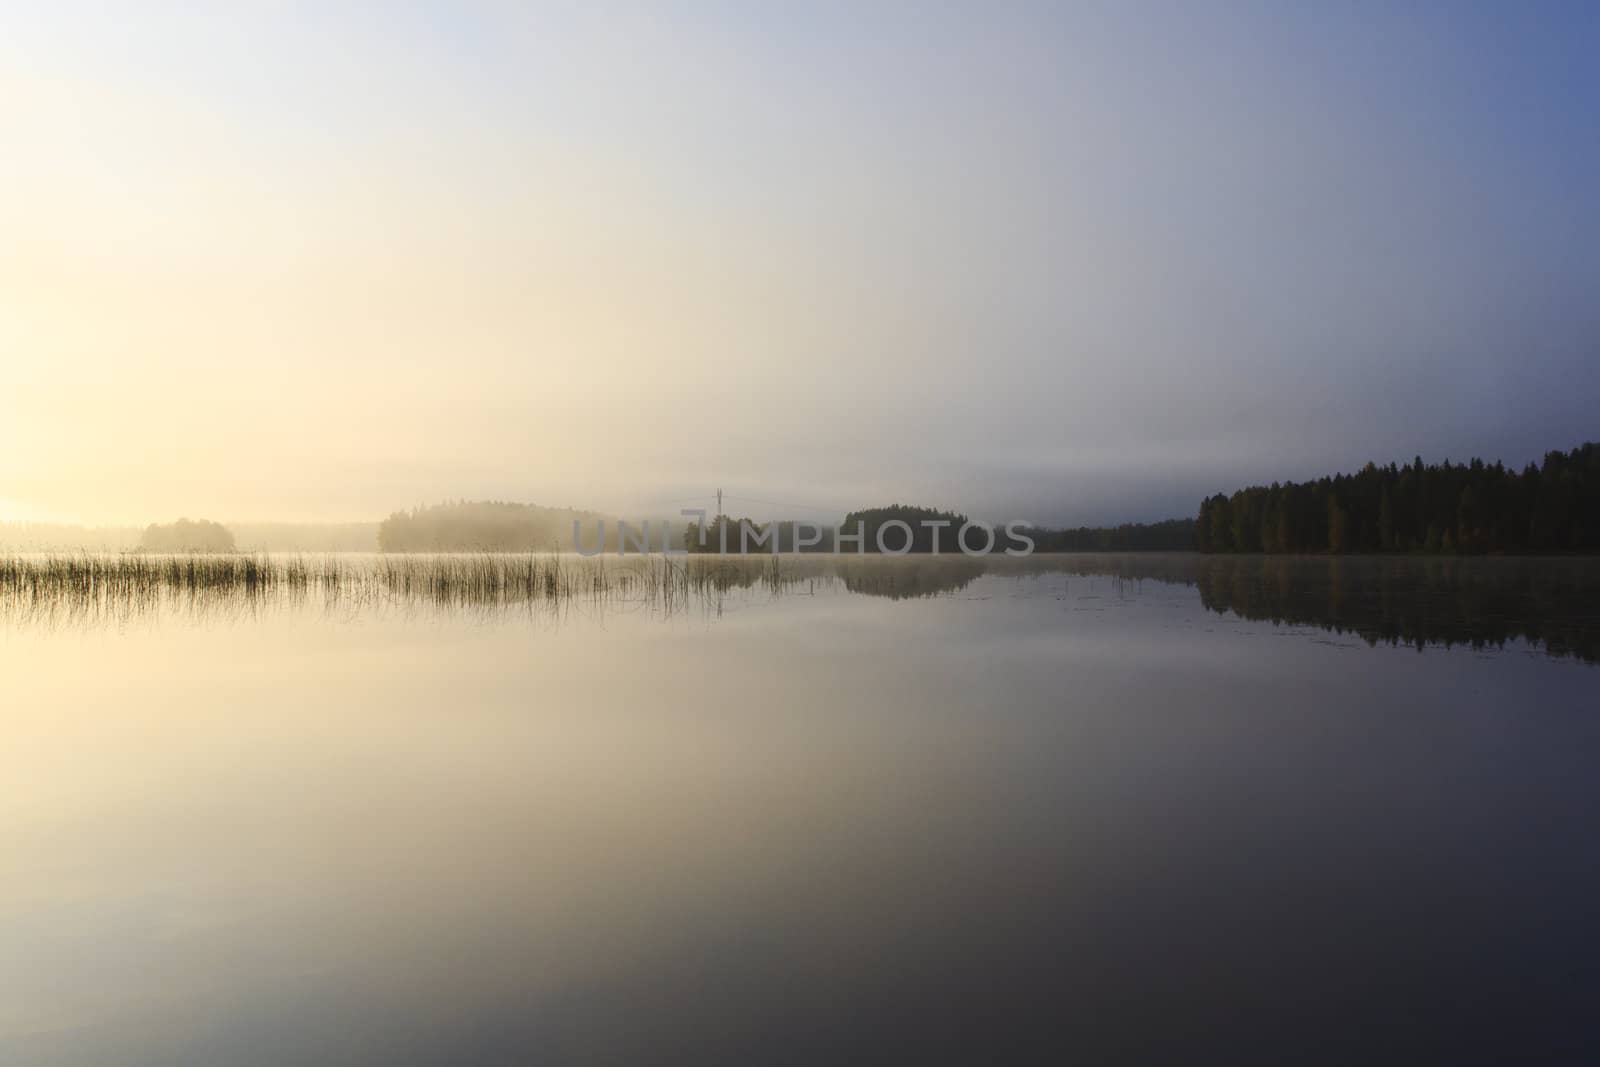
[{"left": 1197, "top": 442, "right": 1599, "bottom": 555}]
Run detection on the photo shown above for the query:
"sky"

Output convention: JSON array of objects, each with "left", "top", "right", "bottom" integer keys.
[{"left": 2, "top": 1, "right": 1597, "bottom": 526}]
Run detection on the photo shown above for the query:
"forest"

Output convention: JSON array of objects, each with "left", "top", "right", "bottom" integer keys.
[{"left": 1197, "top": 442, "right": 1600, "bottom": 554}]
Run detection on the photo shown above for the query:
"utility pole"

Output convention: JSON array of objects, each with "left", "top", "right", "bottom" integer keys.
[{"left": 715, "top": 487, "right": 724, "bottom": 554}]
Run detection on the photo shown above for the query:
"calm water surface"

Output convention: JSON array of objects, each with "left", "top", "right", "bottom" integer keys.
[{"left": 3, "top": 554, "right": 1598, "bottom": 1064}]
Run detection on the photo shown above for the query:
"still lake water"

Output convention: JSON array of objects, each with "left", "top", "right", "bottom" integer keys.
[{"left": 3, "top": 553, "right": 1599, "bottom": 1065}]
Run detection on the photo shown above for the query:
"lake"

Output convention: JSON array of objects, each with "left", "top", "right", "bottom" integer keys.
[{"left": 3, "top": 553, "right": 1598, "bottom": 1064}]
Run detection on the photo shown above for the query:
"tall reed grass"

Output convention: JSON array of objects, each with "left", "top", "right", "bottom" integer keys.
[{"left": 0, "top": 551, "right": 803, "bottom": 626}]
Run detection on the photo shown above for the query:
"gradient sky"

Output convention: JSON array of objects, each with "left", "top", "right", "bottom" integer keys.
[{"left": 3, "top": 1, "right": 1597, "bottom": 526}]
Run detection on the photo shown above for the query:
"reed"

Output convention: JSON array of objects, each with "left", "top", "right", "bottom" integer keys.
[{"left": 0, "top": 551, "right": 854, "bottom": 625}]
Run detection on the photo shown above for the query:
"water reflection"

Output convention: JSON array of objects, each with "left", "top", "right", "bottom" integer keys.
[
  {"left": 840, "top": 557, "right": 986, "bottom": 599},
  {"left": 3, "top": 554, "right": 1599, "bottom": 1065},
  {"left": 4, "top": 552, "right": 1597, "bottom": 664},
  {"left": 1189, "top": 554, "right": 1600, "bottom": 663}
]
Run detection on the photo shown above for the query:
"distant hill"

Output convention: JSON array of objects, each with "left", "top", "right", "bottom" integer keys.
[{"left": 377, "top": 501, "right": 619, "bottom": 552}]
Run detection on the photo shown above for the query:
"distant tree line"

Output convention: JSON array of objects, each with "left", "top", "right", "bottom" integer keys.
[
  {"left": 1021, "top": 518, "right": 1195, "bottom": 552},
  {"left": 1198, "top": 443, "right": 1600, "bottom": 554},
  {"left": 138, "top": 518, "right": 236, "bottom": 553},
  {"left": 684, "top": 515, "right": 769, "bottom": 552},
  {"left": 843, "top": 505, "right": 973, "bottom": 553}
]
